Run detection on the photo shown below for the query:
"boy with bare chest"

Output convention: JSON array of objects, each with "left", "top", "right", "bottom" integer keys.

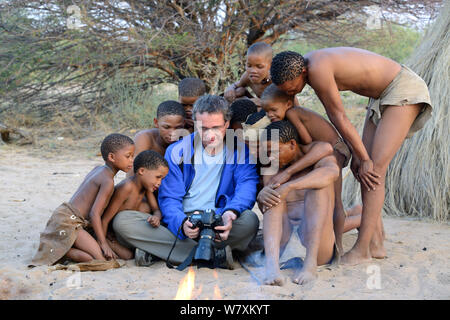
[
  {"left": 101, "top": 150, "right": 169, "bottom": 259},
  {"left": 31, "top": 134, "right": 135, "bottom": 266}
]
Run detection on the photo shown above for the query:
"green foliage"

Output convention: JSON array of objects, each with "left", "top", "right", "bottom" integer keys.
[
  {"left": 102, "top": 73, "right": 178, "bottom": 129},
  {"left": 275, "top": 24, "right": 421, "bottom": 63}
]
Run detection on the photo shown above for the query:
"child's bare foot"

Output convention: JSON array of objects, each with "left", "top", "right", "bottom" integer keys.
[
  {"left": 292, "top": 266, "right": 317, "bottom": 285},
  {"left": 263, "top": 270, "right": 285, "bottom": 286},
  {"left": 341, "top": 248, "right": 371, "bottom": 266}
]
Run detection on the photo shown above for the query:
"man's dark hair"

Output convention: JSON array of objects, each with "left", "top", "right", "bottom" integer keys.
[
  {"left": 178, "top": 77, "right": 207, "bottom": 97},
  {"left": 261, "top": 83, "right": 294, "bottom": 103},
  {"left": 264, "top": 120, "right": 300, "bottom": 144},
  {"left": 247, "top": 42, "right": 273, "bottom": 59},
  {"left": 245, "top": 109, "right": 266, "bottom": 125},
  {"left": 100, "top": 133, "right": 134, "bottom": 161},
  {"left": 230, "top": 99, "right": 258, "bottom": 124},
  {"left": 270, "top": 51, "right": 306, "bottom": 85},
  {"left": 156, "top": 100, "right": 186, "bottom": 119},
  {"left": 133, "top": 150, "right": 168, "bottom": 174}
]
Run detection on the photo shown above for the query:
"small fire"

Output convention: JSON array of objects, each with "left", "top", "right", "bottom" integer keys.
[
  {"left": 213, "top": 270, "right": 222, "bottom": 299},
  {"left": 174, "top": 268, "right": 223, "bottom": 300},
  {"left": 174, "top": 267, "right": 196, "bottom": 300}
]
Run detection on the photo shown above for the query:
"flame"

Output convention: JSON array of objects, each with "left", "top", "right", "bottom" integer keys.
[
  {"left": 173, "top": 268, "right": 223, "bottom": 300},
  {"left": 212, "top": 270, "right": 222, "bottom": 299},
  {"left": 174, "top": 267, "right": 196, "bottom": 300},
  {"left": 213, "top": 285, "right": 222, "bottom": 299}
]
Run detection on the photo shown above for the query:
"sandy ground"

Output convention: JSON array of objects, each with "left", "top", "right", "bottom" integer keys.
[{"left": 0, "top": 146, "right": 449, "bottom": 300}]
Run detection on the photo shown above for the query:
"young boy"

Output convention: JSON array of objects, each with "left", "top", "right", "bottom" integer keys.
[
  {"left": 260, "top": 84, "right": 361, "bottom": 254},
  {"left": 128, "top": 100, "right": 185, "bottom": 212},
  {"left": 31, "top": 134, "right": 135, "bottom": 266},
  {"left": 178, "top": 77, "right": 207, "bottom": 132},
  {"left": 229, "top": 98, "right": 258, "bottom": 130},
  {"left": 101, "top": 150, "right": 169, "bottom": 259},
  {"left": 224, "top": 42, "right": 273, "bottom": 108},
  {"left": 130, "top": 100, "right": 186, "bottom": 165},
  {"left": 270, "top": 48, "right": 432, "bottom": 265}
]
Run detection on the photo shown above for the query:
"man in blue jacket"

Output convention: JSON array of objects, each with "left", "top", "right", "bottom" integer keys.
[{"left": 112, "top": 95, "right": 260, "bottom": 267}]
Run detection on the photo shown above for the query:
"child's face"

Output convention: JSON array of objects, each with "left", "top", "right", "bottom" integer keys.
[
  {"left": 139, "top": 165, "right": 169, "bottom": 192},
  {"left": 261, "top": 98, "right": 291, "bottom": 122},
  {"left": 111, "top": 144, "right": 135, "bottom": 172},
  {"left": 179, "top": 96, "right": 199, "bottom": 128},
  {"left": 246, "top": 53, "right": 271, "bottom": 84},
  {"left": 155, "top": 115, "right": 185, "bottom": 145}
]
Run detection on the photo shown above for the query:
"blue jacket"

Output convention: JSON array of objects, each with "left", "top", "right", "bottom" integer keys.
[{"left": 158, "top": 132, "right": 259, "bottom": 239}]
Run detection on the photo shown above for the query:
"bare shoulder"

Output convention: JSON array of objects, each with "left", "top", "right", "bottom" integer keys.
[
  {"left": 315, "top": 154, "right": 339, "bottom": 170},
  {"left": 296, "top": 106, "right": 327, "bottom": 122},
  {"left": 134, "top": 128, "right": 158, "bottom": 153},
  {"left": 135, "top": 128, "right": 157, "bottom": 143},
  {"left": 90, "top": 166, "right": 115, "bottom": 189}
]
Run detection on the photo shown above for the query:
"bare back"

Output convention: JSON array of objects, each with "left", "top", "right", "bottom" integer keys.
[
  {"left": 69, "top": 166, "right": 114, "bottom": 218},
  {"left": 306, "top": 47, "right": 401, "bottom": 98},
  {"left": 294, "top": 107, "right": 341, "bottom": 144}
]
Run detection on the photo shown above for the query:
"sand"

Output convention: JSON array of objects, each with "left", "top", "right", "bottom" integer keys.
[{"left": 0, "top": 146, "right": 449, "bottom": 300}]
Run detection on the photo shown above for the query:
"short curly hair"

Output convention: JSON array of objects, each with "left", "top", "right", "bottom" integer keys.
[
  {"left": 133, "top": 150, "right": 168, "bottom": 174},
  {"left": 100, "top": 133, "right": 134, "bottom": 161},
  {"left": 178, "top": 77, "right": 207, "bottom": 97},
  {"left": 156, "top": 100, "right": 186, "bottom": 119},
  {"left": 270, "top": 51, "right": 306, "bottom": 85},
  {"left": 230, "top": 99, "right": 258, "bottom": 124},
  {"left": 263, "top": 120, "right": 300, "bottom": 144},
  {"left": 247, "top": 42, "right": 273, "bottom": 60}
]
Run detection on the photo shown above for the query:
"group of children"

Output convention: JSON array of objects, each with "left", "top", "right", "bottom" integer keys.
[
  {"left": 31, "top": 78, "right": 205, "bottom": 267},
  {"left": 31, "top": 41, "right": 432, "bottom": 285}
]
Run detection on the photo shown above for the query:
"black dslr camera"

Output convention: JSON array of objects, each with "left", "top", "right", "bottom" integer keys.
[{"left": 188, "top": 209, "right": 225, "bottom": 264}]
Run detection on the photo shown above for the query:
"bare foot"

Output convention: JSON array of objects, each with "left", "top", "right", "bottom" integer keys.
[
  {"left": 340, "top": 248, "right": 371, "bottom": 266},
  {"left": 263, "top": 269, "right": 285, "bottom": 286},
  {"left": 292, "top": 267, "right": 317, "bottom": 285},
  {"left": 370, "top": 240, "right": 386, "bottom": 259}
]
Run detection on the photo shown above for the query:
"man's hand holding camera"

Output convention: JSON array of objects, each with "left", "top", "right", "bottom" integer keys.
[
  {"left": 213, "top": 210, "right": 236, "bottom": 241},
  {"left": 182, "top": 210, "right": 236, "bottom": 241},
  {"left": 183, "top": 212, "right": 200, "bottom": 239}
]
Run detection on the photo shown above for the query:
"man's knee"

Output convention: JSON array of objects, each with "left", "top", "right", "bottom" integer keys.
[
  {"left": 112, "top": 210, "right": 143, "bottom": 238},
  {"left": 237, "top": 210, "right": 259, "bottom": 236}
]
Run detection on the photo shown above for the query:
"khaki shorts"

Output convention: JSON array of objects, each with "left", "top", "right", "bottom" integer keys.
[
  {"left": 367, "top": 64, "right": 432, "bottom": 138},
  {"left": 333, "top": 138, "right": 351, "bottom": 168}
]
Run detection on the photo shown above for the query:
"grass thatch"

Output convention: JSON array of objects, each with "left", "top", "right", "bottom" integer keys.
[{"left": 343, "top": 2, "right": 450, "bottom": 222}]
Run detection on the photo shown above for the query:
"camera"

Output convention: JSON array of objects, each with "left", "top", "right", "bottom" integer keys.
[{"left": 188, "top": 209, "right": 224, "bottom": 263}]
